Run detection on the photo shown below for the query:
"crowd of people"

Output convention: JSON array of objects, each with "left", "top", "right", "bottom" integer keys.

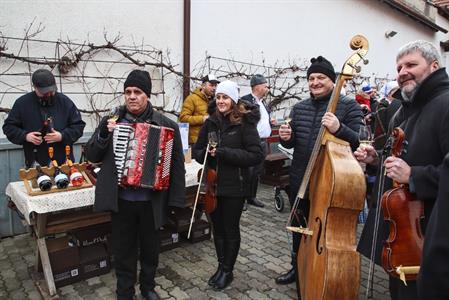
[{"left": 3, "top": 39, "right": 449, "bottom": 300}]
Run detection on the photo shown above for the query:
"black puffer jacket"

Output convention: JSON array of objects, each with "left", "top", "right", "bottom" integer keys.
[
  {"left": 280, "top": 92, "right": 363, "bottom": 190},
  {"left": 193, "top": 101, "right": 264, "bottom": 197}
]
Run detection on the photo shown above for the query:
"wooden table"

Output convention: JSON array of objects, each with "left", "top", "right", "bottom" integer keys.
[
  {"left": 5, "top": 160, "right": 203, "bottom": 297},
  {"left": 6, "top": 183, "right": 107, "bottom": 297}
]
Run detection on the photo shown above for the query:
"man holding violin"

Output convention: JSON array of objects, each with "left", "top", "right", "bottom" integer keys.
[{"left": 355, "top": 40, "right": 449, "bottom": 300}]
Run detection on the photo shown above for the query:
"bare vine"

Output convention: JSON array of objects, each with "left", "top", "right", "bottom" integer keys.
[{"left": 0, "top": 23, "right": 392, "bottom": 124}]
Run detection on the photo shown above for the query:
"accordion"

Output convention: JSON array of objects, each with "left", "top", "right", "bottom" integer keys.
[{"left": 113, "top": 122, "right": 174, "bottom": 190}]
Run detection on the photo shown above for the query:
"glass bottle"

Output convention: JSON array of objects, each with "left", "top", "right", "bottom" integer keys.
[
  {"left": 65, "top": 145, "right": 84, "bottom": 187},
  {"left": 40, "top": 116, "right": 53, "bottom": 137},
  {"left": 36, "top": 165, "right": 52, "bottom": 191},
  {"left": 49, "top": 146, "right": 69, "bottom": 189}
]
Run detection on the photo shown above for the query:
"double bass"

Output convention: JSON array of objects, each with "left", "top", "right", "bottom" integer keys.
[
  {"left": 288, "top": 35, "right": 368, "bottom": 300},
  {"left": 380, "top": 128, "right": 423, "bottom": 283}
]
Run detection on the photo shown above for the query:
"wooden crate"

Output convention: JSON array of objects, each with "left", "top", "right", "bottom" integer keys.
[{"left": 19, "top": 163, "right": 93, "bottom": 196}]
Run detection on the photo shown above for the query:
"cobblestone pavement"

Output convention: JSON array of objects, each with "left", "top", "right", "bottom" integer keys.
[{"left": 0, "top": 184, "right": 392, "bottom": 300}]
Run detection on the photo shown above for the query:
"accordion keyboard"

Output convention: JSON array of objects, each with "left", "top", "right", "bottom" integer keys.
[{"left": 113, "top": 124, "right": 134, "bottom": 184}]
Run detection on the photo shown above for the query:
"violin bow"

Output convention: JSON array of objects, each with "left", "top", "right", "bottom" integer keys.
[
  {"left": 187, "top": 143, "right": 210, "bottom": 239},
  {"left": 365, "top": 136, "right": 394, "bottom": 299}
]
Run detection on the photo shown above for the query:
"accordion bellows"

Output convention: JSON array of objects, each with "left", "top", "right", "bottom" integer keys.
[{"left": 113, "top": 123, "right": 174, "bottom": 190}]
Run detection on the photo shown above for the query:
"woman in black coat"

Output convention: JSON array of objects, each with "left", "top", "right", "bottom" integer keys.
[{"left": 193, "top": 80, "right": 263, "bottom": 290}]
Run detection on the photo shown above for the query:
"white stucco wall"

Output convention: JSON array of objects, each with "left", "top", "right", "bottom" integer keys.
[
  {"left": 1, "top": 0, "right": 448, "bottom": 137},
  {"left": 190, "top": 0, "right": 449, "bottom": 79}
]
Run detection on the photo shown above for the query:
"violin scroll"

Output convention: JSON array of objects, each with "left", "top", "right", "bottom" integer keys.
[{"left": 390, "top": 127, "right": 405, "bottom": 158}]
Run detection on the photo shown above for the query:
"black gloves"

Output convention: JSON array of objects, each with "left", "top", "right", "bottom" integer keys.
[{"left": 99, "top": 120, "right": 110, "bottom": 139}]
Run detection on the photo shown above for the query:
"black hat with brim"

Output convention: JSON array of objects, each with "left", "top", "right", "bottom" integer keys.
[{"left": 32, "top": 69, "right": 57, "bottom": 93}]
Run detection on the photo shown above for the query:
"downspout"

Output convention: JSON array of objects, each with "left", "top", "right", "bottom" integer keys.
[{"left": 183, "top": 0, "right": 191, "bottom": 100}]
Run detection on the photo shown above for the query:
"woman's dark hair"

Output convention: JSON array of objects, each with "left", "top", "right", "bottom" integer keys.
[{"left": 214, "top": 100, "right": 251, "bottom": 124}]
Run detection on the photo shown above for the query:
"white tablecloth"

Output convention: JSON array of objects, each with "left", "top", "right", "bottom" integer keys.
[
  {"left": 6, "top": 160, "right": 203, "bottom": 224},
  {"left": 185, "top": 160, "right": 202, "bottom": 187}
]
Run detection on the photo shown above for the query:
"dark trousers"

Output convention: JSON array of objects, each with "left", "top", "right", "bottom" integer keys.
[
  {"left": 247, "top": 141, "right": 268, "bottom": 199},
  {"left": 288, "top": 184, "right": 310, "bottom": 264},
  {"left": 389, "top": 276, "right": 418, "bottom": 300},
  {"left": 112, "top": 199, "right": 160, "bottom": 298},
  {"left": 210, "top": 196, "right": 245, "bottom": 271}
]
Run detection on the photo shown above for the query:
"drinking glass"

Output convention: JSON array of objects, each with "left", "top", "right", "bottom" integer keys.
[
  {"left": 358, "top": 124, "right": 373, "bottom": 146},
  {"left": 208, "top": 131, "right": 218, "bottom": 149},
  {"left": 108, "top": 107, "right": 120, "bottom": 122}
]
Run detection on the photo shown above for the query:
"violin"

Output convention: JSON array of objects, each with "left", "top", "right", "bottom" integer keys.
[
  {"left": 380, "top": 127, "right": 423, "bottom": 282},
  {"left": 204, "top": 168, "right": 217, "bottom": 214},
  {"left": 187, "top": 141, "right": 217, "bottom": 238}
]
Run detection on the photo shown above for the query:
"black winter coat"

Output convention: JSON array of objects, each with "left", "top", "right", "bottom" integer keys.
[
  {"left": 2, "top": 92, "right": 85, "bottom": 166},
  {"left": 358, "top": 68, "right": 449, "bottom": 264},
  {"left": 85, "top": 102, "right": 185, "bottom": 228},
  {"left": 193, "top": 102, "right": 264, "bottom": 197},
  {"left": 241, "top": 93, "right": 271, "bottom": 115},
  {"left": 418, "top": 153, "right": 449, "bottom": 299},
  {"left": 280, "top": 92, "right": 363, "bottom": 191}
]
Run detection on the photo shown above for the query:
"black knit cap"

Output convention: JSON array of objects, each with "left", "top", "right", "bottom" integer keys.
[
  {"left": 124, "top": 70, "right": 152, "bottom": 97},
  {"left": 306, "top": 56, "right": 336, "bottom": 83}
]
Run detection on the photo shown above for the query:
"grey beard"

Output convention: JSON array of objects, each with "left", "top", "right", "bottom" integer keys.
[
  {"left": 401, "top": 90, "right": 412, "bottom": 103},
  {"left": 401, "top": 83, "right": 419, "bottom": 103}
]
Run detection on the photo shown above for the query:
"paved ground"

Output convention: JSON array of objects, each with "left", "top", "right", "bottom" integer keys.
[{"left": 0, "top": 184, "right": 391, "bottom": 300}]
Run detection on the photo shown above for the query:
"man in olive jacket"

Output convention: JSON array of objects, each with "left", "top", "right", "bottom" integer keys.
[
  {"left": 179, "top": 74, "right": 219, "bottom": 144},
  {"left": 85, "top": 70, "right": 185, "bottom": 300}
]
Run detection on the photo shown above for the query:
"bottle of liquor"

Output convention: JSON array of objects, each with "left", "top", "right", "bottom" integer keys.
[
  {"left": 49, "top": 147, "right": 69, "bottom": 189},
  {"left": 65, "top": 145, "right": 84, "bottom": 187},
  {"left": 36, "top": 165, "right": 52, "bottom": 191},
  {"left": 40, "top": 116, "right": 53, "bottom": 137},
  {"left": 28, "top": 148, "right": 52, "bottom": 191},
  {"left": 69, "top": 163, "right": 84, "bottom": 187}
]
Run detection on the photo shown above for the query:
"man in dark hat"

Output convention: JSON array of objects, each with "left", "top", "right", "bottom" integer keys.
[
  {"left": 179, "top": 74, "right": 220, "bottom": 144},
  {"left": 241, "top": 74, "right": 273, "bottom": 209},
  {"left": 3, "top": 68, "right": 85, "bottom": 166},
  {"left": 85, "top": 70, "right": 186, "bottom": 300},
  {"left": 275, "top": 56, "right": 363, "bottom": 288}
]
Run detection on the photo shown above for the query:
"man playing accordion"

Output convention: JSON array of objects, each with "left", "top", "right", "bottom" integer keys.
[{"left": 85, "top": 70, "right": 185, "bottom": 300}]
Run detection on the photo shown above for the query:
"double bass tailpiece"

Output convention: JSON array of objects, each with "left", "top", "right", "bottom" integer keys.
[{"left": 286, "top": 226, "right": 313, "bottom": 236}]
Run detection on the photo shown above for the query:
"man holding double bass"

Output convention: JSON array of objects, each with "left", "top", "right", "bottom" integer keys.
[
  {"left": 276, "top": 55, "right": 363, "bottom": 288},
  {"left": 355, "top": 40, "right": 449, "bottom": 299}
]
